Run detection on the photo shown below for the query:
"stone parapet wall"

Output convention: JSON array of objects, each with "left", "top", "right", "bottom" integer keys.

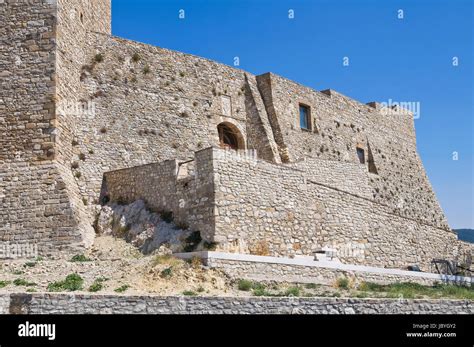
[
  {"left": 0, "top": 293, "right": 472, "bottom": 314},
  {"left": 176, "top": 252, "right": 472, "bottom": 287}
]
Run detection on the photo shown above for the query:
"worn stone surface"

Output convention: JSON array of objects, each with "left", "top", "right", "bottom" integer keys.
[
  {"left": 1, "top": 0, "right": 471, "bottom": 271},
  {"left": 104, "top": 148, "right": 473, "bottom": 271},
  {"left": 96, "top": 200, "right": 192, "bottom": 254},
  {"left": 205, "top": 257, "right": 470, "bottom": 287},
  {"left": 0, "top": 293, "right": 472, "bottom": 315}
]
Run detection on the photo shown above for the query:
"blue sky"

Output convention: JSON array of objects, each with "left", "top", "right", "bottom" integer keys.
[{"left": 112, "top": 0, "right": 473, "bottom": 229}]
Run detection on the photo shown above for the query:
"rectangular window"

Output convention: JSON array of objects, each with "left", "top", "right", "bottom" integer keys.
[
  {"left": 357, "top": 147, "right": 365, "bottom": 164},
  {"left": 299, "top": 104, "right": 311, "bottom": 130}
]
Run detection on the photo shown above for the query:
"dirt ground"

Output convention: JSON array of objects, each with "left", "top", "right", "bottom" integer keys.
[{"left": 0, "top": 236, "right": 240, "bottom": 296}]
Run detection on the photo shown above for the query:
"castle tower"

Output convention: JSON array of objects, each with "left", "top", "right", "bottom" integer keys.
[{"left": 0, "top": 0, "right": 111, "bottom": 255}]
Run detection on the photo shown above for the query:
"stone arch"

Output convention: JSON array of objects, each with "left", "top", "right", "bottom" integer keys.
[{"left": 217, "top": 122, "right": 245, "bottom": 150}]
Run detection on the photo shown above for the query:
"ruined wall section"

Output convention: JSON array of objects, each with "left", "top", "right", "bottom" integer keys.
[
  {"left": 257, "top": 73, "right": 449, "bottom": 230},
  {"left": 103, "top": 148, "right": 216, "bottom": 241},
  {"left": 0, "top": 0, "right": 87, "bottom": 254},
  {"left": 73, "top": 34, "right": 277, "bottom": 204}
]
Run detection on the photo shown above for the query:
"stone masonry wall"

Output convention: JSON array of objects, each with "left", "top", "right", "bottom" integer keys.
[
  {"left": 257, "top": 73, "right": 449, "bottom": 230},
  {"left": 71, "top": 33, "right": 279, "bottom": 206},
  {"left": 205, "top": 257, "right": 470, "bottom": 287},
  {"left": 210, "top": 148, "right": 469, "bottom": 270},
  {"left": 103, "top": 148, "right": 216, "bottom": 241},
  {"left": 1, "top": 293, "right": 472, "bottom": 314},
  {"left": 0, "top": 0, "right": 88, "bottom": 254},
  {"left": 104, "top": 148, "right": 472, "bottom": 270},
  {"left": 1, "top": 0, "right": 459, "bottom": 260}
]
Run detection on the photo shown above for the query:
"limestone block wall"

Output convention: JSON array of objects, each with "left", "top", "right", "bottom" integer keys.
[
  {"left": 104, "top": 147, "right": 471, "bottom": 270},
  {"left": 200, "top": 255, "right": 472, "bottom": 287},
  {"left": 2, "top": 293, "right": 473, "bottom": 315},
  {"left": 290, "top": 157, "right": 373, "bottom": 199},
  {"left": 257, "top": 73, "right": 449, "bottom": 230},
  {"left": 71, "top": 33, "right": 279, "bottom": 206},
  {"left": 103, "top": 148, "right": 216, "bottom": 240},
  {"left": 0, "top": 0, "right": 89, "bottom": 254},
  {"left": 0, "top": 0, "right": 57, "bottom": 162},
  {"left": 1, "top": 0, "right": 458, "bottom": 259},
  {"left": 210, "top": 149, "right": 466, "bottom": 270}
]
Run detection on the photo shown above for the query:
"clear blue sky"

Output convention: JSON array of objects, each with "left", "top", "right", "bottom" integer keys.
[{"left": 112, "top": 0, "right": 473, "bottom": 229}]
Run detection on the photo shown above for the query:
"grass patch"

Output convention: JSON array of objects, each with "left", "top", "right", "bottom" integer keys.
[
  {"left": 203, "top": 241, "right": 217, "bottom": 251},
  {"left": 88, "top": 282, "right": 103, "bottom": 293},
  {"left": 284, "top": 286, "right": 301, "bottom": 297},
  {"left": 358, "top": 281, "right": 385, "bottom": 292},
  {"left": 253, "top": 286, "right": 272, "bottom": 297},
  {"left": 336, "top": 277, "right": 350, "bottom": 290},
  {"left": 358, "top": 281, "right": 474, "bottom": 300},
  {"left": 236, "top": 280, "right": 278, "bottom": 297},
  {"left": 132, "top": 53, "right": 141, "bottom": 62},
  {"left": 151, "top": 255, "right": 181, "bottom": 267},
  {"left": 94, "top": 53, "right": 104, "bottom": 63},
  {"left": 114, "top": 285, "right": 130, "bottom": 293},
  {"left": 182, "top": 290, "right": 197, "bottom": 296},
  {"left": 24, "top": 262, "right": 37, "bottom": 268},
  {"left": 237, "top": 279, "right": 253, "bottom": 291},
  {"left": 183, "top": 231, "right": 202, "bottom": 252},
  {"left": 305, "top": 283, "right": 320, "bottom": 290},
  {"left": 0, "top": 280, "right": 11, "bottom": 289},
  {"left": 160, "top": 267, "right": 173, "bottom": 279},
  {"left": 70, "top": 254, "right": 92, "bottom": 262},
  {"left": 47, "top": 274, "right": 83, "bottom": 292},
  {"left": 13, "top": 279, "right": 36, "bottom": 287}
]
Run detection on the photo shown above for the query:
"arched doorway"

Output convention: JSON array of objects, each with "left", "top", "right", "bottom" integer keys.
[{"left": 217, "top": 122, "right": 244, "bottom": 150}]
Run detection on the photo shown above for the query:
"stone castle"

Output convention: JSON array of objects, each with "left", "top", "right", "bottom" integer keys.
[{"left": 1, "top": 0, "right": 471, "bottom": 271}]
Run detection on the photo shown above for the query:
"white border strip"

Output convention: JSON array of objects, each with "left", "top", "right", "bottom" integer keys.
[{"left": 174, "top": 251, "right": 473, "bottom": 283}]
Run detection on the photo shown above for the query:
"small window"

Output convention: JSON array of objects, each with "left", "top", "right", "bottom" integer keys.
[
  {"left": 299, "top": 104, "right": 311, "bottom": 130},
  {"left": 357, "top": 147, "right": 365, "bottom": 164}
]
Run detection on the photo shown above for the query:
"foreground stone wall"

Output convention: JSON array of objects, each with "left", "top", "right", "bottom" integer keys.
[{"left": 1, "top": 293, "right": 472, "bottom": 314}]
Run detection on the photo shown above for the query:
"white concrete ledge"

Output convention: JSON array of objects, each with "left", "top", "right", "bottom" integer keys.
[{"left": 174, "top": 251, "right": 473, "bottom": 284}]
